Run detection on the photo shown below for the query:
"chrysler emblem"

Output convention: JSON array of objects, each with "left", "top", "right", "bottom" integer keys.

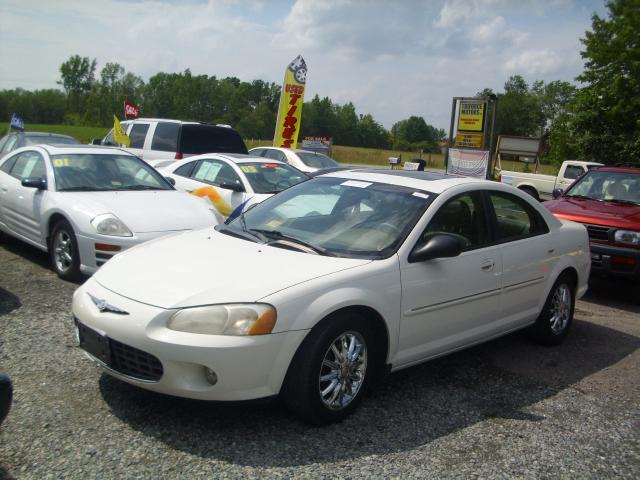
[{"left": 87, "top": 293, "right": 129, "bottom": 315}]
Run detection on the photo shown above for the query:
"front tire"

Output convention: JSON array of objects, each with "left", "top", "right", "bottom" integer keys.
[
  {"left": 281, "top": 312, "right": 378, "bottom": 425},
  {"left": 529, "top": 273, "right": 575, "bottom": 345},
  {"left": 50, "top": 219, "right": 81, "bottom": 281}
]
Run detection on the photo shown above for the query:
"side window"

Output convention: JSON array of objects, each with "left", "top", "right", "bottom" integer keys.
[
  {"left": 564, "top": 165, "right": 585, "bottom": 180},
  {"left": 10, "top": 151, "right": 46, "bottom": 180},
  {"left": 488, "top": 191, "right": 549, "bottom": 241},
  {"left": 129, "top": 124, "right": 150, "bottom": 149},
  {"left": 151, "top": 122, "right": 180, "bottom": 152},
  {"left": 0, "top": 152, "right": 20, "bottom": 174},
  {"left": 174, "top": 161, "right": 197, "bottom": 178},
  {"left": 264, "top": 149, "right": 286, "bottom": 162},
  {"left": 422, "top": 192, "right": 489, "bottom": 250},
  {"left": 1, "top": 136, "right": 18, "bottom": 154},
  {"left": 192, "top": 160, "right": 242, "bottom": 188},
  {"left": 250, "top": 148, "right": 265, "bottom": 157}
]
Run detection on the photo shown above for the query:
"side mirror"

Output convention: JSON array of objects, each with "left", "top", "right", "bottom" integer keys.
[
  {"left": 164, "top": 176, "right": 176, "bottom": 186},
  {"left": 90, "top": 138, "right": 102, "bottom": 146},
  {"left": 219, "top": 181, "right": 245, "bottom": 193},
  {"left": 552, "top": 188, "right": 563, "bottom": 199},
  {"left": 408, "top": 234, "right": 463, "bottom": 263},
  {"left": 21, "top": 177, "right": 47, "bottom": 190}
]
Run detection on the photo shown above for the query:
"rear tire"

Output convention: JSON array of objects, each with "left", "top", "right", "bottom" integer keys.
[
  {"left": 50, "top": 219, "right": 82, "bottom": 281},
  {"left": 520, "top": 186, "right": 540, "bottom": 201},
  {"left": 529, "top": 273, "right": 575, "bottom": 345},
  {"left": 281, "top": 312, "right": 379, "bottom": 425}
]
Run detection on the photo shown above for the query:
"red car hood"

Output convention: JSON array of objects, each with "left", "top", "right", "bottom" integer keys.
[{"left": 545, "top": 197, "right": 640, "bottom": 230}]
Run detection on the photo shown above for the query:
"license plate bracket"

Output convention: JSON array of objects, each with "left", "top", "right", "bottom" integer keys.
[{"left": 76, "top": 320, "right": 111, "bottom": 365}]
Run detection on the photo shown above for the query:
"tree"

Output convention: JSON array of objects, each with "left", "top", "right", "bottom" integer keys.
[
  {"left": 569, "top": 0, "right": 640, "bottom": 163},
  {"left": 58, "top": 55, "right": 97, "bottom": 112}
]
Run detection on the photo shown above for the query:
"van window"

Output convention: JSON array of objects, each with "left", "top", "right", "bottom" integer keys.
[
  {"left": 179, "top": 125, "right": 248, "bottom": 155},
  {"left": 151, "top": 122, "right": 180, "bottom": 152},
  {"left": 129, "top": 124, "right": 149, "bottom": 149}
]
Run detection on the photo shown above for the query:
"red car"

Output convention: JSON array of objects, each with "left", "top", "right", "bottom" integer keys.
[{"left": 545, "top": 165, "right": 640, "bottom": 279}]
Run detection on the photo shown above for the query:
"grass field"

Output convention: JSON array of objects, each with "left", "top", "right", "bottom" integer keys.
[{"left": 5, "top": 123, "right": 559, "bottom": 175}]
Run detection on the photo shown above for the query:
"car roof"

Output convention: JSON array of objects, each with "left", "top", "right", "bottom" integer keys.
[
  {"left": 123, "top": 118, "right": 214, "bottom": 126},
  {"left": 35, "top": 145, "right": 135, "bottom": 156},
  {"left": 167, "top": 152, "right": 285, "bottom": 166},
  {"left": 592, "top": 165, "right": 640, "bottom": 174},
  {"left": 320, "top": 168, "right": 492, "bottom": 194}
]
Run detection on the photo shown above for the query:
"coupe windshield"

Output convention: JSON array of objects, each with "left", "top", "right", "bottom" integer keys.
[
  {"left": 52, "top": 154, "right": 173, "bottom": 192},
  {"left": 566, "top": 170, "right": 640, "bottom": 205},
  {"left": 296, "top": 152, "right": 339, "bottom": 169},
  {"left": 240, "top": 162, "right": 307, "bottom": 194},
  {"left": 221, "top": 177, "right": 434, "bottom": 259}
]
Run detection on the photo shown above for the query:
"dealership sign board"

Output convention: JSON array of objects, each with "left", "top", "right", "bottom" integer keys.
[
  {"left": 274, "top": 55, "right": 307, "bottom": 149},
  {"left": 301, "top": 136, "right": 331, "bottom": 154},
  {"left": 455, "top": 132, "right": 483, "bottom": 149},
  {"left": 457, "top": 101, "right": 485, "bottom": 132}
]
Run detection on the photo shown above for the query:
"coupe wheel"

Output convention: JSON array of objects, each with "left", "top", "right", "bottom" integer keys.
[
  {"left": 50, "top": 219, "right": 81, "bottom": 281},
  {"left": 529, "top": 273, "right": 575, "bottom": 345},
  {"left": 281, "top": 312, "right": 378, "bottom": 425}
]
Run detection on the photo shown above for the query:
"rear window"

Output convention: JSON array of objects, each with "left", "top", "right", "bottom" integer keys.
[
  {"left": 151, "top": 122, "right": 180, "bottom": 152},
  {"left": 239, "top": 162, "right": 307, "bottom": 194},
  {"left": 24, "top": 135, "right": 78, "bottom": 146},
  {"left": 179, "top": 125, "right": 248, "bottom": 155},
  {"left": 296, "top": 152, "right": 339, "bottom": 169}
]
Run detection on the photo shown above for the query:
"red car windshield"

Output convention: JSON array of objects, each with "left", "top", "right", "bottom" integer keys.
[{"left": 566, "top": 170, "right": 640, "bottom": 205}]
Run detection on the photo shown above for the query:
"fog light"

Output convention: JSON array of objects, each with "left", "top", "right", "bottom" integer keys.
[{"left": 204, "top": 368, "right": 218, "bottom": 386}]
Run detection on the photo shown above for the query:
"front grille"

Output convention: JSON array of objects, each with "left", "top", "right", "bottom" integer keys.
[
  {"left": 585, "top": 224, "right": 611, "bottom": 241},
  {"left": 109, "top": 339, "right": 163, "bottom": 381}
]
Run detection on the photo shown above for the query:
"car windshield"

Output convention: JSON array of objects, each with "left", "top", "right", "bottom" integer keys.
[
  {"left": 220, "top": 177, "right": 434, "bottom": 259},
  {"left": 296, "top": 152, "right": 339, "bottom": 169},
  {"left": 565, "top": 170, "right": 640, "bottom": 205},
  {"left": 52, "top": 153, "right": 173, "bottom": 192},
  {"left": 240, "top": 162, "right": 308, "bottom": 194}
]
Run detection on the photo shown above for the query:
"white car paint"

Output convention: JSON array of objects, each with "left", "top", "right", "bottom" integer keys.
[
  {"left": 157, "top": 153, "right": 307, "bottom": 221},
  {"left": 72, "top": 170, "right": 590, "bottom": 414},
  {"left": 0, "top": 145, "right": 219, "bottom": 276},
  {"left": 249, "top": 147, "right": 339, "bottom": 173}
]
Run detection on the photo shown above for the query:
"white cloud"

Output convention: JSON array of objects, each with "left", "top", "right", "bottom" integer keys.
[{"left": 503, "top": 49, "right": 564, "bottom": 76}]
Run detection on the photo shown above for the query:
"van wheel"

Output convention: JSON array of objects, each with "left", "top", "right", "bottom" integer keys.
[
  {"left": 529, "top": 273, "right": 575, "bottom": 345},
  {"left": 50, "top": 219, "right": 81, "bottom": 281},
  {"left": 281, "top": 312, "right": 377, "bottom": 425}
]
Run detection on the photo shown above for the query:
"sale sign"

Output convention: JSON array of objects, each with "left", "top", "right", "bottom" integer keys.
[
  {"left": 124, "top": 101, "right": 140, "bottom": 119},
  {"left": 273, "top": 55, "right": 307, "bottom": 149}
]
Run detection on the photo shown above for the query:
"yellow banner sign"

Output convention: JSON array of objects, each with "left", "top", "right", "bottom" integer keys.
[
  {"left": 457, "top": 101, "right": 485, "bottom": 132},
  {"left": 274, "top": 55, "right": 307, "bottom": 149},
  {"left": 456, "top": 132, "right": 484, "bottom": 149}
]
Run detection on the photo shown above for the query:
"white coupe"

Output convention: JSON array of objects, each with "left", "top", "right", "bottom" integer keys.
[
  {"left": 156, "top": 153, "right": 308, "bottom": 221},
  {"left": 72, "top": 169, "right": 590, "bottom": 424},
  {"left": 0, "top": 145, "right": 219, "bottom": 279}
]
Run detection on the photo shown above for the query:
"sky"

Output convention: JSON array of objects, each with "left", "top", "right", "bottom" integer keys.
[{"left": 0, "top": 0, "right": 607, "bottom": 130}]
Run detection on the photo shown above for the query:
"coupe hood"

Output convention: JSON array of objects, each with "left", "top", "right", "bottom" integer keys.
[
  {"left": 545, "top": 197, "right": 640, "bottom": 230},
  {"left": 63, "top": 191, "right": 216, "bottom": 232},
  {"left": 93, "top": 228, "right": 371, "bottom": 309}
]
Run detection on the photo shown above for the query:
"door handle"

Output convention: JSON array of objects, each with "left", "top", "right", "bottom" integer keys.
[{"left": 481, "top": 259, "right": 495, "bottom": 271}]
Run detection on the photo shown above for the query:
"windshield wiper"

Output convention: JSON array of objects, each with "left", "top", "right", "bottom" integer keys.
[
  {"left": 121, "top": 185, "right": 164, "bottom": 190},
  {"left": 58, "top": 186, "right": 110, "bottom": 192},
  {"left": 604, "top": 198, "right": 640, "bottom": 206},
  {"left": 249, "top": 229, "right": 334, "bottom": 256},
  {"left": 565, "top": 194, "right": 597, "bottom": 201}
]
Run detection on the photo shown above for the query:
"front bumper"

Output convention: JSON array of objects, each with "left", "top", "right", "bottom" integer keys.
[
  {"left": 589, "top": 242, "right": 640, "bottom": 279},
  {"left": 72, "top": 279, "right": 307, "bottom": 401}
]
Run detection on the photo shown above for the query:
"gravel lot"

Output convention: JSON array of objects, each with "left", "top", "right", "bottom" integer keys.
[{"left": 0, "top": 235, "right": 638, "bottom": 479}]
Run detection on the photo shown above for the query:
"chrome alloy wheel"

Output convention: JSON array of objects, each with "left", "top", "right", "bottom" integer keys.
[
  {"left": 549, "top": 284, "right": 571, "bottom": 334},
  {"left": 318, "top": 331, "right": 367, "bottom": 411},
  {"left": 53, "top": 230, "right": 73, "bottom": 273}
]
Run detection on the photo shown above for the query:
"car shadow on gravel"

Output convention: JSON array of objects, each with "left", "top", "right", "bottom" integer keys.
[
  {"left": 0, "top": 287, "right": 21, "bottom": 316},
  {"left": 99, "top": 318, "right": 639, "bottom": 467},
  {"left": 580, "top": 276, "right": 640, "bottom": 313}
]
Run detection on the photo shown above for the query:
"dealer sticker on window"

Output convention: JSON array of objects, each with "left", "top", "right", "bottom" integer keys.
[
  {"left": 341, "top": 180, "right": 372, "bottom": 188},
  {"left": 412, "top": 192, "right": 430, "bottom": 199}
]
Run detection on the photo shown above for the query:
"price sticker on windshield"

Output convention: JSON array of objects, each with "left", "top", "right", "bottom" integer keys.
[
  {"left": 53, "top": 158, "right": 70, "bottom": 167},
  {"left": 241, "top": 166, "right": 257, "bottom": 173},
  {"left": 341, "top": 180, "right": 371, "bottom": 188}
]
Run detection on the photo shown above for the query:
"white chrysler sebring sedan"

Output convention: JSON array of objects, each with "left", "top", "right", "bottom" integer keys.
[
  {"left": 72, "top": 169, "right": 590, "bottom": 424},
  {"left": 0, "top": 145, "right": 218, "bottom": 279}
]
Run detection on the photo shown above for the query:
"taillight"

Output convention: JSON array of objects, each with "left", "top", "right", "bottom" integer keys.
[
  {"left": 498, "top": 174, "right": 502, "bottom": 182},
  {"left": 175, "top": 152, "right": 183, "bottom": 160}
]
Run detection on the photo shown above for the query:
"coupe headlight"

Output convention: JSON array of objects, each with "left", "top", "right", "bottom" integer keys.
[
  {"left": 91, "top": 214, "right": 132, "bottom": 237},
  {"left": 167, "top": 304, "right": 277, "bottom": 336},
  {"left": 614, "top": 229, "right": 640, "bottom": 246}
]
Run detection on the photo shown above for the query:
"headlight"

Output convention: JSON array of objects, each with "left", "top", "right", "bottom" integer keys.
[
  {"left": 167, "top": 304, "right": 277, "bottom": 336},
  {"left": 91, "top": 214, "right": 132, "bottom": 237},
  {"left": 614, "top": 229, "right": 640, "bottom": 246}
]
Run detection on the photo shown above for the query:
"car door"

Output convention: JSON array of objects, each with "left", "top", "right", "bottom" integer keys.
[
  {"left": 486, "top": 190, "right": 554, "bottom": 326},
  {"left": 396, "top": 190, "right": 503, "bottom": 367},
  {"left": 0, "top": 149, "right": 48, "bottom": 246},
  {"left": 187, "top": 159, "right": 248, "bottom": 218}
]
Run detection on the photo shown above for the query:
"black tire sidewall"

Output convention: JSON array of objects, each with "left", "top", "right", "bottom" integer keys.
[
  {"left": 50, "top": 219, "right": 81, "bottom": 281},
  {"left": 282, "top": 313, "right": 378, "bottom": 425}
]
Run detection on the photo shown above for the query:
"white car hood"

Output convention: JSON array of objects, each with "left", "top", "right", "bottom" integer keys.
[
  {"left": 94, "top": 228, "right": 371, "bottom": 308},
  {"left": 62, "top": 191, "right": 216, "bottom": 233}
]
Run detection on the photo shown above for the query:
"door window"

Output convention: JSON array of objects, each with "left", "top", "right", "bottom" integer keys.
[
  {"left": 9, "top": 151, "right": 46, "bottom": 180},
  {"left": 0, "top": 152, "right": 20, "bottom": 174},
  {"left": 564, "top": 165, "right": 585, "bottom": 180},
  {"left": 151, "top": 122, "right": 180, "bottom": 152},
  {"left": 192, "top": 160, "right": 242, "bottom": 189},
  {"left": 488, "top": 191, "right": 549, "bottom": 241},
  {"left": 174, "top": 161, "right": 198, "bottom": 178},
  {"left": 129, "top": 124, "right": 150, "bottom": 149},
  {"left": 421, "top": 192, "right": 489, "bottom": 250}
]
